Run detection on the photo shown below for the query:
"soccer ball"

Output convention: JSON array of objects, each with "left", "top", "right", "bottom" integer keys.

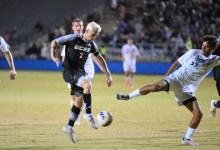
[{"left": 97, "top": 111, "right": 113, "bottom": 126}]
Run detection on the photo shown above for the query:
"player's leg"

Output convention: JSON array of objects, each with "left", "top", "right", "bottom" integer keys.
[
  {"left": 210, "top": 67, "right": 220, "bottom": 117},
  {"left": 123, "top": 62, "right": 130, "bottom": 87},
  {"left": 216, "top": 80, "right": 220, "bottom": 96},
  {"left": 63, "top": 88, "right": 83, "bottom": 143},
  {"left": 73, "top": 96, "right": 84, "bottom": 125},
  {"left": 182, "top": 99, "right": 202, "bottom": 146},
  {"left": 62, "top": 70, "right": 84, "bottom": 143},
  {"left": 210, "top": 100, "right": 220, "bottom": 117},
  {"left": 63, "top": 103, "right": 81, "bottom": 143},
  {"left": 80, "top": 78, "right": 98, "bottom": 129},
  {"left": 117, "top": 79, "right": 169, "bottom": 100},
  {"left": 127, "top": 71, "right": 134, "bottom": 88},
  {"left": 128, "top": 63, "right": 136, "bottom": 87}
]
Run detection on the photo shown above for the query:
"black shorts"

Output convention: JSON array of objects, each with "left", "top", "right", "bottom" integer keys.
[
  {"left": 62, "top": 68, "right": 84, "bottom": 96},
  {"left": 70, "top": 84, "right": 83, "bottom": 96},
  {"left": 62, "top": 68, "right": 84, "bottom": 84}
]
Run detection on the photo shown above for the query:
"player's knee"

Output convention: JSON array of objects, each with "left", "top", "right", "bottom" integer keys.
[
  {"left": 75, "top": 99, "right": 83, "bottom": 107},
  {"left": 153, "top": 84, "right": 163, "bottom": 91},
  {"left": 194, "top": 111, "right": 203, "bottom": 119},
  {"left": 82, "top": 81, "right": 91, "bottom": 92}
]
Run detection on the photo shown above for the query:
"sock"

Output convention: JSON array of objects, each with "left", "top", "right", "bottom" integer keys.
[
  {"left": 128, "top": 77, "right": 133, "bottom": 85},
  {"left": 83, "top": 93, "right": 92, "bottom": 114},
  {"left": 125, "top": 76, "right": 129, "bottom": 82},
  {"left": 75, "top": 103, "right": 85, "bottom": 123},
  {"left": 216, "top": 100, "right": 220, "bottom": 108},
  {"left": 128, "top": 89, "right": 140, "bottom": 99},
  {"left": 184, "top": 127, "right": 195, "bottom": 139},
  {"left": 68, "top": 105, "right": 80, "bottom": 128},
  {"left": 216, "top": 81, "right": 220, "bottom": 96}
]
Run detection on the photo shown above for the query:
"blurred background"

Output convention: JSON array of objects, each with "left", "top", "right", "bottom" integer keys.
[{"left": 0, "top": 0, "right": 220, "bottom": 73}]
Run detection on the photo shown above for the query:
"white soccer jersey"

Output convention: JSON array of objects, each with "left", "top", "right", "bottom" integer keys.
[
  {"left": 165, "top": 49, "right": 220, "bottom": 105},
  {"left": 122, "top": 44, "right": 139, "bottom": 64},
  {"left": 0, "top": 36, "right": 10, "bottom": 53},
  {"left": 174, "top": 49, "right": 220, "bottom": 84},
  {"left": 61, "top": 46, "right": 95, "bottom": 78}
]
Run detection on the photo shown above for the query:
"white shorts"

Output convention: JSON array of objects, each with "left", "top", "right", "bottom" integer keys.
[
  {"left": 164, "top": 74, "right": 197, "bottom": 106},
  {"left": 123, "top": 62, "right": 136, "bottom": 73}
]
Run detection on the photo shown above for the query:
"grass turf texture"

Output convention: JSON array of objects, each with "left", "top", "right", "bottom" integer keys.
[{"left": 0, "top": 70, "right": 219, "bottom": 150}]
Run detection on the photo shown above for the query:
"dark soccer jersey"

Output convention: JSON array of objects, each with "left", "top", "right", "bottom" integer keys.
[{"left": 55, "top": 34, "right": 100, "bottom": 73}]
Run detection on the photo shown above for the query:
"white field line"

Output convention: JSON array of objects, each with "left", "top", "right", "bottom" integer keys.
[{"left": 0, "top": 130, "right": 220, "bottom": 137}]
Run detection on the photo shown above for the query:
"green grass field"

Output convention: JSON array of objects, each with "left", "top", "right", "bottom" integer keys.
[{"left": 0, "top": 70, "right": 220, "bottom": 150}]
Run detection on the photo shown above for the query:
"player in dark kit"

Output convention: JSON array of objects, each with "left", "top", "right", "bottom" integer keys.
[
  {"left": 51, "top": 21, "right": 113, "bottom": 143},
  {"left": 210, "top": 37, "right": 220, "bottom": 117}
]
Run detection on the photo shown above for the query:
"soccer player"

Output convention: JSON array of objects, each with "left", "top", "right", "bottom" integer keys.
[
  {"left": 0, "top": 36, "right": 16, "bottom": 80},
  {"left": 51, "top": 21, "right": 113, "bottom": 143},
  {"left": 117, "top": 35, "right": 219, "bottom": 146},
  {"left": 121, "top": 38, "right": 139, "bottom": 88},
  {"left": 210, "top": 37, "right": 220, "bottom": 117},
  {"left": 60, "top": 19, "right": 103, "bottom": 125}
]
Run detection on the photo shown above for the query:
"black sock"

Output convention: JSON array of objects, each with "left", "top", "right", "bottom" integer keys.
[
  {"left": 68, "top": 105, "right": 80, "bottom": 127},
  {"left": 216, "top": 81, "right": 220, "bottom": 96},
  {"left": 216, "top": 100, "right": 220, "bottom": 108},
  {"left": 83, "top": 93, "right": 92, "bottom": 114}
]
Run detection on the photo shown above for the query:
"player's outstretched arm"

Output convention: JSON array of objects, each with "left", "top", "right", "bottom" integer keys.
[
  {"left": 4, "top": 51, "right": 16, "bottom": 80},
  {"left": 50, "top": 40, "right": 60, "bottom": 67},
  {"left": 95, "top": 54, "right": 112, "bottom": 87},
  {"left": 165, "top": 60, "right": 180, "bottom": 77}
]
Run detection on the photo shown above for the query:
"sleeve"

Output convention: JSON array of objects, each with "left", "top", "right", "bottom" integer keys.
[
  {"left": 90, "top": 41, "right": 100, "bottom": 56},
  {"left": 55, "top": 34, "right": 79, "bottom": 45},
  {"left": 0, "top": 37, "right": 10, "bottom": 52},
  {"left": 178, "top": 49, "right": 195, "bottom": 65}
]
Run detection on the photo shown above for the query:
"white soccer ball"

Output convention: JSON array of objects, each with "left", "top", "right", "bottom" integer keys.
[{"left": 97, "top": 111, "right": 113, "bottom": 126}]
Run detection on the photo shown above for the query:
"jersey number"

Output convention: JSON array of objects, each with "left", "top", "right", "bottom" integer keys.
[
  {"left": 79, "top": 52, "right": 83, "bottom": 59},
  {"left": 190, "top": 61, "right": 198, "bottom": 67}
]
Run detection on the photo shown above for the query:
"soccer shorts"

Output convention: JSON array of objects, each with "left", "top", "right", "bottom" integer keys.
[
  {"left": 164, "top": 74, "right": 197, "bottom": 106},
  {"left": 123, "top": 62, "right": 136, "bottom": 73}
]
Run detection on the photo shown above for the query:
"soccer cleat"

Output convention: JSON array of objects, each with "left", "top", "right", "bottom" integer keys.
[
  {"left": 210, "top": 100, "right": 217, "bottom": 118},
  {"left": 181, "top": 137, "right": 199, "bottom": 146},
  {"left": 83, "top": 114, "right": 98, "bottom": 129},
  {"left": 116, "top": 93, "right": 130, "bottom": 100},
  {"left": 63, "top": 125, "right": 76, "bottom": 143}
]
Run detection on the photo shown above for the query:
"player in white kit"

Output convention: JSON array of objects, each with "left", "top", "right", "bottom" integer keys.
[
  {"left": 121, "top": 38, "right": 139, "bottom": 87},
  {"left": 117, "top": 35, "right": 220, "bottom": 146},
  {"left": 60, "top": 19, "right": 102, "bottom": 125},
  {"left": 0, "top": 36, "right": 16, "bottom": 80}
]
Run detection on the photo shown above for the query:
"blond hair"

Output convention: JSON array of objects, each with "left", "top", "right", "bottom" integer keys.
[{"left": 86, "top": 21, "right": 102, "bottom": 34}]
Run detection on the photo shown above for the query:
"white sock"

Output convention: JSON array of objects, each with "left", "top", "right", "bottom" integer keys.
[
  {"left": 86, "top": 113, "right": 92, "bottom": 117},
  {"left": 125, "top": 77, "right": 129, "bottom": 82},
  {"left": 128, "top": 89, "right": 140, "bottom": 99},
  {"left": 67, "top": 125, "right": 72, "bottom": 130},
  {"left": 184, "top": 127, "right": 195, "bottom": 139},
  {"left": 128, "top": 77, "right": 133, "bottom": 85}
]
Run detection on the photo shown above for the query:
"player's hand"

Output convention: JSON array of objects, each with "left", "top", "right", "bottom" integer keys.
[
  {"left": 106, "top": 75, "right": 113, "bottom": 87},
  {"left": 52, "top": 57, "right": 60, "bottom": 67},
  {"left": 10, "top": 69, "right": 16, "bottom": 80}
]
